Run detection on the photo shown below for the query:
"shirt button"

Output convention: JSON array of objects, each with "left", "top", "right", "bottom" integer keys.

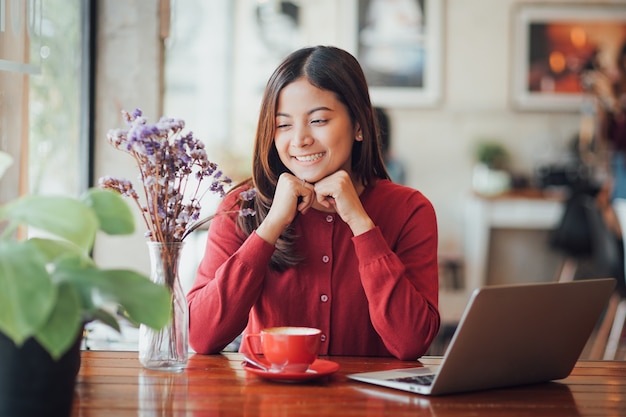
[
  {"left": 322, "top": 255, "right": 330, "bottom": 263},
  {"left": 320, "top": 294, "right": 329, "bottom": 302},
  {"left": 320, "top": 334, "right": 327, "bottom": 342},
  {"left": 326, "top": 215, "right": 334, "bottom": 223}
]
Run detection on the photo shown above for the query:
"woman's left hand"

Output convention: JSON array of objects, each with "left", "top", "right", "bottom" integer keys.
[{"left": 313, "top": 170, "right": 375, "bottom": 236}]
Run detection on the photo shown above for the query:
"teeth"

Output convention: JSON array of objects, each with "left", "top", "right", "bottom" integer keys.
[{"left": 295, "top": 152, "right": 324, "bottom": 162}]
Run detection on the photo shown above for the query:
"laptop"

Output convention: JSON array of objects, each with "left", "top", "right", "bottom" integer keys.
[{"left": 347, "top": 278, "right": 616, "bottom": 396}]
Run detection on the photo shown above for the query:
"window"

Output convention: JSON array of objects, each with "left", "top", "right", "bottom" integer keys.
[{"left": 28, "top": 0, "right": 91, "bottom": 196}]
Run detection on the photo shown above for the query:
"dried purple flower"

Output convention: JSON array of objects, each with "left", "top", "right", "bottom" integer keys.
[
  {"left": 239, "top": 208, "right": 256, "bottom": 217},
  {"left": 100, "top": 108, "right": 254, "bottom": 243},
  {"left": 239, "top": 188, "right": 257, "bottom": 201}
]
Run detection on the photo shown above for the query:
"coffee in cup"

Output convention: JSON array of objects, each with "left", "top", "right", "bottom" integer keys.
[{"left": 243, "top": 326, "right": 322, "bottom": 373}]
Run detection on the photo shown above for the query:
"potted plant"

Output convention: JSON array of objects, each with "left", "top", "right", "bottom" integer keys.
[
  {"left": 475, "top": 141, "right": 509, "bottom": 170},
  {"left": 0, "top": 151, "right": 172, "bottom": 417},
  {"left": 472, "top": 141, "right": 512, "bottom": 196}
]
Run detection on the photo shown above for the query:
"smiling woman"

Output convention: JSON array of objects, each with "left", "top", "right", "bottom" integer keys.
[{"left": 187, "top": 45, "right": 441, "bottom": 362}]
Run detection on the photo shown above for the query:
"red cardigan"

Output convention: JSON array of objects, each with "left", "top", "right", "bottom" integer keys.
[{"left": 187, "top": 179, "right": 440, "bottom": 360}]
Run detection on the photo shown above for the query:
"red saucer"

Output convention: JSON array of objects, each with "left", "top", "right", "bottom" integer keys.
[{"left": 242, "top": 359, "right": 340, "bottom": 382}]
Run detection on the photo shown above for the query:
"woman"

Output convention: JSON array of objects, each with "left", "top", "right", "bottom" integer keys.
[{"left": 187, "top": 46, "right": 440, "bottom": 360}]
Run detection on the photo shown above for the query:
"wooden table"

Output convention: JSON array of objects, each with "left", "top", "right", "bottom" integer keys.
[{"left": 73, "top": 351, "right": 626, "bottom": 416}]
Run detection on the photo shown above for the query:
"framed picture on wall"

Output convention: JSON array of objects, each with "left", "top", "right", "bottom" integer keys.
[
  {"left": 348, "top": 0, "right": 444, "bottom": 108},
  {"left": 511, "top": 4, "right": 626, "bottom": 112}
]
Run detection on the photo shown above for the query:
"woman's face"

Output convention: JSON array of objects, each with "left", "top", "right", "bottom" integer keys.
[{"left": 274, "top": 77, "right": 361, "bottom": 183}]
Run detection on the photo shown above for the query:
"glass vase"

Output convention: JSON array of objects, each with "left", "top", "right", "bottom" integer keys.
[{"left": 139, "top": 242, "right": 188, "bottom": 372}]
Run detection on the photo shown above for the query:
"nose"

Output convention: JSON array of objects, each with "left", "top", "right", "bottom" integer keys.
[{"left": 291, "top": 124, "right": 313, "bottom": 147}]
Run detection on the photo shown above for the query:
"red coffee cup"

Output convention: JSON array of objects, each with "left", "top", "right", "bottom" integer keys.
[{"left": 244, "top": 327, "right": 322, "bottom": 373}]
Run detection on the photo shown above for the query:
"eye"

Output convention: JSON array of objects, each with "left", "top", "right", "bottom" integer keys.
[
  {"left": 310, "top": 119, "right": 328, "bottom": 125},
  {"left": 276, "top": 118, "right": 291, "bottom": 129}
]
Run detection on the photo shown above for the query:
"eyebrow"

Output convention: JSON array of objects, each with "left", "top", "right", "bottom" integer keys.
[{"left": 276, "top": 106, "right": 333, "bottom": 118}]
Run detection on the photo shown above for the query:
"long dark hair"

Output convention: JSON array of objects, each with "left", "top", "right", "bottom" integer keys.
[{"left": 237, "top": 45, "right": 389, "bottom": 270}]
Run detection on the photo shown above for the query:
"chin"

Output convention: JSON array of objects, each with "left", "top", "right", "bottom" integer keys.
[
  {"left": 299, "top": 172, "right": 325, "bottom": 183},
  {"left": 290, "top": 168, "right": 317, "bottom": 182}
]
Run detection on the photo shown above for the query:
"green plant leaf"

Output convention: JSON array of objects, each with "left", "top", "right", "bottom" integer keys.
[
  {"left": 89, "top": 308, "right": 122, "bottom": 333},
  {"left": 50, "top": 256, "right": 103, "bottom": 315},
  {"left": 0, "top": 240, "right": 56, "bottom": 345},
  {"left": 101, "top": 269, "right": 172, "bottom": 330},
  {"left": 1, "top": 195, "right": 98, "bottom": 251},
  {"left": 81, "top": 188, "right": 135, "bottom": 235},
  {"left": 28, "top": 237, "right": 92, "bottom": 264},
  {"left": 53, "top": 261, "right": 171, "bottom": 331},
  {"left": 34, "top": 283, "right": 83, "bottom": 360}
]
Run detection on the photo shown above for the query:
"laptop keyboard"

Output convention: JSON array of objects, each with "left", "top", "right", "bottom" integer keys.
[{"left": 389, "top": 374, "right": 435, "bottom": 386}]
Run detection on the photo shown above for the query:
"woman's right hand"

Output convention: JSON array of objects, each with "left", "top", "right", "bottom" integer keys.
[{"left": 255, "top": 173, "right": 314, "bottom": 245}]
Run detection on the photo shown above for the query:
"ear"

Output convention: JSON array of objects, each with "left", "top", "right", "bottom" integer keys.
[{"left": 354, "top": 124, "right": 363, "bottom": 142}]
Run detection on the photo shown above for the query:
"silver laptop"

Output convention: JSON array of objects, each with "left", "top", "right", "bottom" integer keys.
[{"left": 348, "top": 278, "right": 616, "bottom": 396}]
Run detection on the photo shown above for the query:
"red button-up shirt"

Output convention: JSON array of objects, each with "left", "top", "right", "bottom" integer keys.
[{"left": 188, "top": 179, "right": 440, "bottom": 360}]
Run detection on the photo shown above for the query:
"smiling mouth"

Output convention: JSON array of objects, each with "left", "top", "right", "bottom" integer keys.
[{"left": 293, "top": 152, "right": 325, "bottom": 162}]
